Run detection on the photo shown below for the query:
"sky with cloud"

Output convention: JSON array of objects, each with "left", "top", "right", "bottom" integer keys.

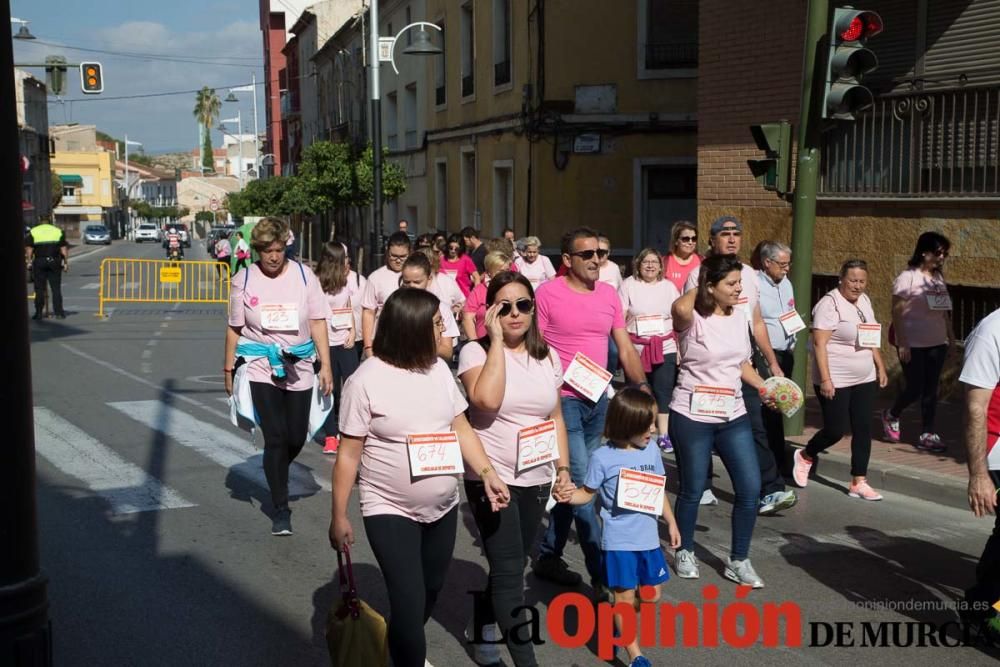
[{"left": 13, "top": 0, "right": 266, "bottom": 153}]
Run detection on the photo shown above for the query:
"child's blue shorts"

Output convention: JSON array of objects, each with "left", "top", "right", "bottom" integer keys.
[{"left": 603, "top": 548, "right": 670, "bottom": 590}]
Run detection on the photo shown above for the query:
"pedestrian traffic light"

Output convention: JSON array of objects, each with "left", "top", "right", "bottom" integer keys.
[
  {"left": 823, "top": 8, "right": 882, "bottom": 120},
  {"left": 80, "top": 62, "right": 103, "bottom": 94},
  {"left": 748, "top": 121, "right": 792, "bottom": 195}
]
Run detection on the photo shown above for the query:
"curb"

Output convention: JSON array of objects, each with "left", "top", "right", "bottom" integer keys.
[{"left": 785, "top": 442, "right": 969, "bottom": 511}]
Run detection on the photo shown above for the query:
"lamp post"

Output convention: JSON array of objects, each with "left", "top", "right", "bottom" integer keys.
[
  {"left": 368, "top": 8, "right": 442, "bottom": 269},
  {"left": 123, "top": 135, "right": 142, "bottom": 239},
  {"left": 10, "top": 17, "right": 35, "bottom": 40},
  {"left": 226, "top": 72, "right": 259, "bottom": 179},
  {"left": 218, "top": 111, "right": 244, "bottom": 188}
]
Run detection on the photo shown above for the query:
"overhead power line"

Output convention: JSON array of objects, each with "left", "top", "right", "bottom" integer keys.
[
  {"left": 45, "top": 81, "right": 261, "bottom": 103},
  {"left": 24, "top": 40, "right": 263, "bottom": 68}
]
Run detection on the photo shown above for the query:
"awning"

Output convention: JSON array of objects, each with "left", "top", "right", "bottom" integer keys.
[{"left": 58, "top": 174, "right": 83, "bottom": 185}]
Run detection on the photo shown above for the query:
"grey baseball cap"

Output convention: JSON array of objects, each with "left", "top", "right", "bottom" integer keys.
[{"left": 710, "top": 215, "right": 743, "bottom": 235}]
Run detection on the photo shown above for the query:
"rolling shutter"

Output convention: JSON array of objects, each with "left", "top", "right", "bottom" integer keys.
[{"left": 923, "top": 0, "right": 1000, "bottom": 88}]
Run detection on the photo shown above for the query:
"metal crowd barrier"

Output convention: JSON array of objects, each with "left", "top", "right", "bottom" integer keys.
[{"left": 98, "top": 257, "right": 231, "bottom": 317}]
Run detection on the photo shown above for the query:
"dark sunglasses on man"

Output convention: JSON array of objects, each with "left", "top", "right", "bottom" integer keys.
[
  {"left": 496, "top": 298, "right": 534, "bottom": 317},
  {"left": 567, "top": 249, "right": 609, "bottom": 261}
]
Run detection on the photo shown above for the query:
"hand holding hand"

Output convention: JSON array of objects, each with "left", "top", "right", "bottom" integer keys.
[{"left": 483, "top": 472, "right": 511, "bottom": 511}]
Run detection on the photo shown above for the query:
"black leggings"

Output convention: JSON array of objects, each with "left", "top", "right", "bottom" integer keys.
[
  {"left": 466, "top": 481, "right": 550, "bottom": 667},
  {"left": 889, "top": 344, "right": 947, "bottom": 433},
  {"left": 364, "top": 508, "right": 458, "bottom": 667},
  {"left": 805, "top": 381, "right": 877, "bottom": 477},
  {"left": 248, "top": 382, "right": 311, "bottom": 509}
]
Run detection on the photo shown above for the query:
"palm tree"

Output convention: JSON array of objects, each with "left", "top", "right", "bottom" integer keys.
[{"left": 193, "top": 86, "right": 221, "bottom": 173}]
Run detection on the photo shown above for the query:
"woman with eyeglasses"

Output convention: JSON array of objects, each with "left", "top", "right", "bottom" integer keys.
[
  {"left": 882, "top": 232, "right": 955, "bottom": 453},
  {"left": 664, "top": 221, "right": 702, "bottom": 293},
  {"left": 793, "top": 259, "right": 889, "bottom": 501},
  {"left": 330, "top": 288, "right": 509, "bottom": 667},
  {"left": 458, "top": 271, "right": 572, "bottom": 666},
  {"left": 440, "top": 233, "right": 481, "bottom": 297},
  {"left": 463, "top": 251, "right": 513, "bottom": 341},
  {"left": 619, "top": 248, "right": 682, "bottom": 453}
]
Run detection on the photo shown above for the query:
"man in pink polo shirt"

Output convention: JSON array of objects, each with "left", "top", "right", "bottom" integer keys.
[
  {"left": 361, "top": 232, "right": 411, "bottom": 358},
  {"left": 533, "top": 227, "right": 650, "bottom": 592}
]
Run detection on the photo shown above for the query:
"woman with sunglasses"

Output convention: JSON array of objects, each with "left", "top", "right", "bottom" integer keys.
[
  {"left": 793, "top": 259, "right": 889, "bottom": 501},
  {"left": 440, "top": 233, "right": 481, "bottom": 297},
  {"left": 882, "top": 232, "right": 955, "bottom": 453},
  {"left": 619, "top": 248, "right": 681, "bottom": 453},
  {"left": 664, "top": 221, "right": 701, "bottom": 293},
  {"left": 458, "top": 271, "right": 572, "bottom": 666}
]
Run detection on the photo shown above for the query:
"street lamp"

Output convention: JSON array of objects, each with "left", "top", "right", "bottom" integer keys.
[
  {"left": 368, "top": 13, "right": 442, "bottom": 267},
  {"left": 10, "top": 17, "right": 35, "bottom": 40},
  {"left": 123, "top": 135, "right": 142, "bottom": 238},
  {"left": 226, "top": 73, "right": 259, "bottom": 180},
  {"left": 218, "top": 111, "right": 244, "bottom": 188}
]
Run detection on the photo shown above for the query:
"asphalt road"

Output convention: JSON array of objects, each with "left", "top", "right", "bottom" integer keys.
[{"left": 28, "top": 240, "right": 1000, "bottom": 666}]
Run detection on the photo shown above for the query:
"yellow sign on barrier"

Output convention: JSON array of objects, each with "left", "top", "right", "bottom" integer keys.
[
  {"left": 98, "top": 257, "right": 231, "bottom": 317},
  {"left": 159, "top": 266, "right": 182, "bottom": 283}
]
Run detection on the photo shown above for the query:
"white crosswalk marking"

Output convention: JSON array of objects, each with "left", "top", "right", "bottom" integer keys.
[
  {"left": 108, "top": 400, "right": 331, "bottom": 495},
  {"left": 81, "top": 283, "right": 100, "bottom": 290},
  {"left": 33, "top": 407, "right": 195, "bottom": 514}
]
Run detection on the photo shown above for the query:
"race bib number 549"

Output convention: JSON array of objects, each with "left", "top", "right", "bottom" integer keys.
[{"left": 616, "top": 468, "right": 666, "bottom": 515}]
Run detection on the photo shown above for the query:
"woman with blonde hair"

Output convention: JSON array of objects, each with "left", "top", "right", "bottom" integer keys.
[{"left": 463, "top": 251, "right": 512, "bottom": 340}]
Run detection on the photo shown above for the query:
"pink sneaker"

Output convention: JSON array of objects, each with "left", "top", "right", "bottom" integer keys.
[
  {"left": 848, "top": 480, "right": 883, "bottom": 501},
  {"left": 881, "top": 409, "right": 900, "bottom": 442},
  {"left": 792, "top": 449, "right": 813, "bottom": 487},
  {"left": 323, "top": 436, "right": 339, "bottom": 455}
]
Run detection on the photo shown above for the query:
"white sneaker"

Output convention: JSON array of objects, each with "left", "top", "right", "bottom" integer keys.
[
  {"left": 674, "top": 548, "right": 700, "bottom": 578},
  {"left": 465, "top": 621, "right": 501, "bottom": 665},
  {"left": 700, "top": 489, "right": 719, "bottom": 505},
  {"left": 725, "top": 558, "right": 765, "bottom": 588}
]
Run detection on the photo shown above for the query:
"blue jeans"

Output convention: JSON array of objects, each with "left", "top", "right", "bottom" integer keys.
[
  {"left": 537, "top": 393, "right": 608, "bottom": 583},
  {"left": 670, "top": 412, "right": 761, "bottom": 560}
]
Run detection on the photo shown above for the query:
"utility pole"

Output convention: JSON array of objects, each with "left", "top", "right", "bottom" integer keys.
[
  {"left": 0, "top": 0, "right": 52, "bottom": 662},
  {"left": 786, "top": 0, "right": 830, "bottom": 435},
  {"left": 369, "top": 0, "right": 384, "bottom": 271}
]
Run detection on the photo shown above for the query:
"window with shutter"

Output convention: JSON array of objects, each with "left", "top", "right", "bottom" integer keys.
[{"left": 923, "top": 0, "right": 1000, "bottom": 88}]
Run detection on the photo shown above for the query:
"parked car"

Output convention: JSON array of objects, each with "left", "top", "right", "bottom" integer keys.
[
  {"left": 135, "top": 224, "right": 159, "bottom": 243},
  {"left": 83, "top": 225, "right": 112, "bottom": 245}
]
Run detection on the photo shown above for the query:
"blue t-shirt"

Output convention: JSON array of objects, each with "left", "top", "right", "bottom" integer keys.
[{"left": 584, "top": 442, "right": 666, "bottom": 552}]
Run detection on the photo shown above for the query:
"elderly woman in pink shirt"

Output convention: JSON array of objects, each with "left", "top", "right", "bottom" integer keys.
[{"left": 330, "top": 288, "right": 509, "bottom": 667}]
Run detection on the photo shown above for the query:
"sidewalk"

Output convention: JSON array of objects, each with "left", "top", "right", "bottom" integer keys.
[{"left": 786, "top": 394, "right": 970, "bottom": 511}]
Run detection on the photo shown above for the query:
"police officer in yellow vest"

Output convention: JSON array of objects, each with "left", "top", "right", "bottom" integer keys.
[{"left": 25, "top": 219, "right": 68, "bottom": 320}]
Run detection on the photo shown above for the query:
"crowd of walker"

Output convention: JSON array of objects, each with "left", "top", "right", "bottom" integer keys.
[{"left": 220, "top": 216, "right": 1000, "bottom": 666}]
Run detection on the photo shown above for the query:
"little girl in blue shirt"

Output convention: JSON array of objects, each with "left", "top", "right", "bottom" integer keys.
[{"left": 555, "top": 388, "right": 680, "bottom": 667}]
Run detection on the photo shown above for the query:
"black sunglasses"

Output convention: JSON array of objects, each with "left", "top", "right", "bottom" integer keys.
[
  {"left": 568, "top": 249, "right": 610, "bottom": 260},
  {"left": 496, "top": 298, "right": 534, "bottom": 317}
]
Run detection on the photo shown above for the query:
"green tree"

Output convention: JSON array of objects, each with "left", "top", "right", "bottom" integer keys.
[
  {"left": 50, "top": 170, "right": 63, "bottom": 208},
  {"left": 133, "top": 201, "right": 153, "bottom": 219},
  {"left": 193, "top": 87, "right": 221, "bottom": 172},
  {"left": 297, "top": 140, "right": 407, "bottom": 209},
  {"left": 195, "top": 210, "right": 216, "bottom": 223}
]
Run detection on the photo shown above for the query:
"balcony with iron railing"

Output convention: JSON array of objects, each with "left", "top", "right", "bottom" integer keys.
[
  {"left": 280, "top": 90, "right": 300, "bottom": 117},
  {"left": 644, "top": 42, "right": 698, "bottom": 70},
  {"left": 821, "top": 84, "right": 1000, "bottom": 199}
]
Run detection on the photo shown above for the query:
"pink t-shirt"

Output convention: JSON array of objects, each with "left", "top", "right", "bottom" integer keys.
[
  {"left": 360, "top": 265, "right": 402, "bottom": 316},
  {"left": 516, "top": 255, "right": 557, "bottom": 288},
  {"left": 429, "top": 273, "right": 466, "bottom": 310},
  {"left": 664, "top": 254, "right": 701, "bottom": 293},
  {"left": 439, "top": 255, "right": 478, "bottom": 296},
  {"left": 536, "top": 277, "right": 626, "bottom": 399},
  {"left": 458, "top": 342, "right": 563, "bottom": 487},
  {"left": 228, "top": 262, "right": 328, "bottom": 391},
  {"left": 325, "top": 287, "right": 352, "bottom": 347},
  {"left": 810, "top": 289, "right": 878, "bottom": 388},
  {"left": 339, "top": 357, "right": 468, "bottom": 522},
  {"left": 618, "top": 276, "right": 681, "bottom": 355},
  {"left": 346, "top": 270, "right": 367, "bottom": 342},
  {"left": 670, "top": 308, "right": 751, "bottom": 423},
  {"left": 892, "top": 268, "right": 950, "bottom": 349},
  {"left": 599, "top": 262, "right": 623, "bottom": 290},
  {"left": 464, "top": 282, "right": 488, "bottom": 339},
  {"left": 684, "top": 261, "right": 760, "bottom": 320}
]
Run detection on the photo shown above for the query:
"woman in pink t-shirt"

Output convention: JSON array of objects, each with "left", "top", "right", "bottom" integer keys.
[
  {"left": 458, "top": 272, "right": 572, "bottom": 666},
  {"left": 315, "top": 242, "right": 358, "bottom": 455},
  {"left": 440, "top": 233, "right": 480, "bottom": 297},
  {"left": 224, "top": 218, "right": 332, "bottom": 536},
  {"left": 883, "top": 232, "right": 954, "bottom": 453},
  {"left": 463, "top": 251, "right": 512, "bottom": 340},
  {"left": 619, "top": 248, "right": 682, "bottom": 453},
  {"left": 793, "top": 259, "right": 889, "bottom": 502},
  {"left": 663, "top": 220, "right": 702, "bottom": 293},
  {"left": 330, "top": 289, "right": 509, "bottom": 667},
  {"left": 668, "top": 254, "right": 774, "bottom": 588}
]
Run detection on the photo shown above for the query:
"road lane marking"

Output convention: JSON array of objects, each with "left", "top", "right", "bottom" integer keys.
[
  {"left": 81, "top": 283, "right": 100, "bottom": 290},
  {"left": 33, "top": 407, "right": 195, "bottom": 514},
  {"left": 108, "top": 400, "right": 331, "bottom": 495}
]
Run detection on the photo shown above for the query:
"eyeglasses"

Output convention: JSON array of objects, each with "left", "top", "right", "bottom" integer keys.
[
  {"left": 679, "top": 236, "right": 697, "bottom": 243},
  {"left": 387, "top": 253, "right": 409, "bottom": 262},
  {"left": 567, "top": 249, "right": 609, "bottom": 261},
  {"left": 640, "top": 260, "right": 661, "bottom": 267},
  {"left": 767, "top": 259, "right": 792, "bottom": 269},
  {"left": 497, "top": 298, "right": 534, "bottom": 317}
]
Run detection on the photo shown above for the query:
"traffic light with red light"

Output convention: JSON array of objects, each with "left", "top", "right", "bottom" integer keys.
[
  {"left": 80, "top": 62, "right": 103, "bottom": 94},
  {"left": 823, "top": 8, "right": 883, "bottom": 120}
]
